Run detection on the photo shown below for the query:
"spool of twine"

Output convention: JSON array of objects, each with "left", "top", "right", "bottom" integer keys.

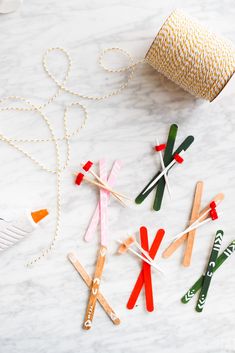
[{"left": 145, "top": 9, "right": 235, "bottom": 101}]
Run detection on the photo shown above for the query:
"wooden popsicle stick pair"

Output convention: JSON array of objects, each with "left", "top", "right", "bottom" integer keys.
[
  {"left": 67, "top": 252, "right": 120, "bottom": 325},
  {"left": 162, "top": 181, "right": 224, "bottom": 266},
  {"left": 83, "top": 160, "right": 109, "bottom": 330}
]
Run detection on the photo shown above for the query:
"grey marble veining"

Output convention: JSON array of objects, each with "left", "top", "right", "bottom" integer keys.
[{"left": 0, "top": 1, "right": 235, "bottom": 352}]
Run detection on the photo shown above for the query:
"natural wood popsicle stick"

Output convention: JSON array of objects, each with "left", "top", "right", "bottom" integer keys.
[
  {"left": 67, "top": 252, "right": 120, "bottom": 325},
  {"left": 83, "top": 246, "right": 107, "bottom": 330},
  {"left": 182, "top": 181, "right": 204, "bottom": 267},
  {"left": 162, "top": 193, "right": 224, "bottom": 258}
]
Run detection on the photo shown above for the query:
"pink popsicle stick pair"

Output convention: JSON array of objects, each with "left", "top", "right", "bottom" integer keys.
[{"left": 84, "top": 160, "right": 121, "bottom": 245}]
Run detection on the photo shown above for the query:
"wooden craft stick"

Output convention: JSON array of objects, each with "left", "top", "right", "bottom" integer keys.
[
  {"left": 67, "top": 252, "right": 120, "bottom": 325},
  {"left": 84, "top": 160, "right": 121, "bottom": 242},
  {"left": 181, "top": 239, "right": 235, "bottom": 304},
  {"left": 140, "top": 226, "right": 154, "bottom": 312},
  {"left": 183, "top": 181, "right": 204, "bottom": 267},
  {"left": 99, "top": 160, "right": 108, "bottom": 247},
  {"left": 162, "top": 193, "right": 224, "bottom": 258},
  {"left": 127, "top": 228, "right": 165, "bottom": 310},
  {"left": 196, "top": 230, "right": 223, "bottom": 312},
  {"left": 155, "top": 137, "right": 172, "bottom": 198},
  {"left": 83, "top": 246, "right": 107, "bottom": 330}
]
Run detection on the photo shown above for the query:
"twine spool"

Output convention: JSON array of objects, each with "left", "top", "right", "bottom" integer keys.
[{"left": 145, "top": 9, "right": 235, "bottom": 101}]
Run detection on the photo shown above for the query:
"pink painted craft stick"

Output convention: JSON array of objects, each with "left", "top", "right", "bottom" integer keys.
[
  {"left": 84, "top": 160, "right": 121, "bottom": 242},
  {"left": 99, "top": 160, "right": 108, "bottom": 247}
]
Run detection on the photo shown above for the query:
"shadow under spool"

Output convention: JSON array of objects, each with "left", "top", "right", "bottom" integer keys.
[{"left": 145, "top": 9, "right": 235, "bottom": 102}]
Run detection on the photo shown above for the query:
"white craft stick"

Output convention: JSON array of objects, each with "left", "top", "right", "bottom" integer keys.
[
  {"left": 156, "top": 137, "right": 172, "bottom": 199},
  {"left": 116, "top": 240, "right": 164, "bottom": 274},
  {"left": 144, "top": 151, "right": 185, "bottom": 194},
  {"left": 99, "top": 160, "right": 109, "bottom": 247},
  {"left": 84, "top": 160, "right": 121, "bottom": 242}
]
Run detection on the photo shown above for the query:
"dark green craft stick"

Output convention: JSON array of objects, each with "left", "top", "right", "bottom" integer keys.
[
  {"left": 135, "top": 124, "right": 178, "bottom": 204},
  {"left": 153, "top": 135, "right": 194, "bottom": 211},
  {"left": 181, "top": 239, "right": 235, "bottom": 304},
  {"left": 196, "top": 230, "right": 224, "bottom": 312}
]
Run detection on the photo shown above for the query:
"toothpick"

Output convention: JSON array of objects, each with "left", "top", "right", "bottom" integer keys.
[
  {"left": 117, "top": 240, "right": 164, "bottom": 274},
  {"left": 81, "top": 163, "right": 131, "bottom": 200},
  {"left": 81, "top": 175, "right": 128, "bottom": 207},
  {"left": 144, "top": 151, "right": 185, "bottom": 195},
  {"left": 155, "top": 137, "right": 172, "bottom": 199}
]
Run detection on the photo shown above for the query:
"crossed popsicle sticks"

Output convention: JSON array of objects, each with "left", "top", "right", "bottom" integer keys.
[
  {"left": 67, "top": 252, "right": 120, "bottom": 325},
  {"left": 118, "top": 226, "right": 165, "bottom": 312},
  {"left": 162, "top": 181, "right": 224, "bottom": 266},
  {"left": 181, "top": 231, "right": 235, "bottom": 312},
  {"left": 135, "top": 124, "right": 194, "bottom": 211}
]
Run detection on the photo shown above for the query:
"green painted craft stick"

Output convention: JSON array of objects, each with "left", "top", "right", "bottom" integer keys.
[
  {"left": 196, "top": 230, "right": 224, "bottom": 312},
  {"left": 181, "top": 239, "right": 235, "bottom": 304},
  {"left": 153, "top": 135, "right": 194, "bottom": 211},
  {"left": 135, "top": 124, "right": 178, "bottom": 205}
]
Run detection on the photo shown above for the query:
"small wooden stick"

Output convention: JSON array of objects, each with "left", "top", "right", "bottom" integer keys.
[
  {"left": 162, "top": 193, "right": 224, "bottom": 258},
  {"left": 183, "top": 181, "right": 203, "bottom": 267},
  {"left": 67, "top": 252, "right": 120, "bottom": 325},
  {"left": 83, "top": 246, "right": 107, "bottom": 330}
]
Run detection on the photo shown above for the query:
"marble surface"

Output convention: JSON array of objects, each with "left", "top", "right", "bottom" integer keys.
[{"left": 0, "top": 1, "right": 235, "bottom": 352}]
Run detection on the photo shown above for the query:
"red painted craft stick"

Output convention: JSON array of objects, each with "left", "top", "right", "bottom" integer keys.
[
  {"left": 126, "top": 227, "right": 165, "bottom": 310},
  {"left": 140, "top": 227, "right": 154, "bottom": 312}
]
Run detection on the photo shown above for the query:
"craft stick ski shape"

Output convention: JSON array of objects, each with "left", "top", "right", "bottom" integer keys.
[
  {"left": 162, "top": 189, "right": 224, "bottom": 265},
  {"left": 181, "top": 238, "right": 235, "bottom": 304},
  {"left": 135, "top": 124, "right": 194, "bottom": 211},
  {"left": 196, "top": 230, "right": 223, "bottom": 312},
  {"left": 83, "top": 245, "right": 107, "bottom": 329},
  {"left": 127, "top": 227, "right": 165, "bottom": 312},
  {"left": 0, "top": 209, "right": 48, "bottom": 252},
  {"left": 67, "top": 252, "right": 120, "bottom": 325},
  {"left": 83, "top": 160, "right": 108, "bottom": 330},
  {"left": 84, "top": 160, "right": 121, "bottom": 242}
]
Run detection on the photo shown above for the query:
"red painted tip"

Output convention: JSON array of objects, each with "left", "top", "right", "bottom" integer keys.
[
  {"left": 210, "top": 201, "right": 216, "bottom": 209},
  {"left": 154, "top": 144, "right": 166, "bottom": 152},
  {"left": 174, "top": 153, "right": 184, "bottom": 164},
  {"left": 83, "top": 161, "right": 93, "bottom": 172},
  {"left": 75, "top": 172, "right": 84, "bottom": 185},
  {"left": 210, "top": 209, "right": 218, "bottom": 221}
]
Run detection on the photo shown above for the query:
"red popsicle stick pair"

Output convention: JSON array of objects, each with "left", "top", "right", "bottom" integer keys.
[{"left": 127, "top": 226, "right": 165, "bottom": 312}]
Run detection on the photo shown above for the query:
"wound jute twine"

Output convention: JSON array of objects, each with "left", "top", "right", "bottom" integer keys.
[{"left": 1, "top": 9, "right": 235, "bottom": 266}]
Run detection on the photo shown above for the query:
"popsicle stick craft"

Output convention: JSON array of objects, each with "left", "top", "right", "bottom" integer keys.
[
  {"left": 68, "top": 252, "right": 120, "bottom": 325},
  {"left": 181, "top": 231, "right": 235, "bottom": 312},
  {"left": 75, "top": 160, "right": 129, "bottom": 207},
  {"left": 0, "top": 209, "right": 48, "bottom": 252},
  {"left": 162, "top": 182, "right": 224, "bottom": 266},
  {"left": 121, "top": 226, "right": 165, "bottom": 312},
  {"left": 135, "top": 124, "right": 194, "bottom": 211}
]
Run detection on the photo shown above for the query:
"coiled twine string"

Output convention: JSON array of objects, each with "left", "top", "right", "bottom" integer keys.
[{"left": 1, "top": 9, "right": 235, "bottom": 265}]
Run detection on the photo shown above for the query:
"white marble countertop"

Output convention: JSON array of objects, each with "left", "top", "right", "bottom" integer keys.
[{"left": 0, "top": 1, "right": 235, "bottom": 352}]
